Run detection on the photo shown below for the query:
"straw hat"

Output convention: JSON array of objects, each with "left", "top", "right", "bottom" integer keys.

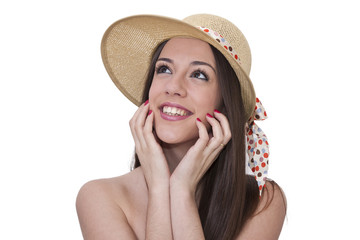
[{"left": 101, "top": 14, "right": 256, "bottom": 119}]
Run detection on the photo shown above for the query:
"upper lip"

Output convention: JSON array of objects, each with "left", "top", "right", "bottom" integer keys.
[{"left": 159, "top": 102, "right": 193, "bottom": 115}]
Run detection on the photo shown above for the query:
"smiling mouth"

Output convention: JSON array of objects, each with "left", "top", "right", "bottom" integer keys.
[{"left": 162, "top": 106, "right": 190, "bottom": 116}]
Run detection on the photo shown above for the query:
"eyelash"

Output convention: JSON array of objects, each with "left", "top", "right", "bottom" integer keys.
[
  {"left": 155, "top": 64, "right": 171, "bottom": 74},
  {"left": 191, "top": 69, "right": 209, "bottom": 81},
  {"left": 155, "top": 64, "right": 209, "bottom": 81}
]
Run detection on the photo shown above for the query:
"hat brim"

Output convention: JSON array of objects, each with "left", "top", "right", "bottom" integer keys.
[{"left": 101, "top": 15, "right": 255, "bottom": 119}]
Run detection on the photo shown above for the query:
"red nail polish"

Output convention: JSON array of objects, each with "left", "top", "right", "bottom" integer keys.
[
  {"left": 206, "top": 113, "right": 213, "bottom": 118},
  {"left": 196, "top": 118, "right": 202, "bottom": 122},
  {"left": 148, "top": 110, "right": 152, "bottom": 115},
  {"left": 214, "top": 109, "right": 221, "bottom": 113},
  {"left": 144, "top": 100, "right": 149, "bottom": 106}
]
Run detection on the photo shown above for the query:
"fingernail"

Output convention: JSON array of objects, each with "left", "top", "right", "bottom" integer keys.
[
  {"left": 206, "top": 113, "right": 213, "bottom": 118},
  {"left": 144, "top": 100, "right": 149, "bottom": 106},
  {"left": 214, "top": 109, "right": 221, "bottom": 113},
  {"left": 196, "top": 118, "right": 202, "bottom": 122},
  {"left": 148, "top": 110, "right": 152, "bottom": 115}
]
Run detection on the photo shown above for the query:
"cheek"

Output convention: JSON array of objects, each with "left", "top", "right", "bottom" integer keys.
[
  {"left": 196, "top": 88, "right": 221, "bottom": 111},
  {"left": 148, "top": 82, "right": 159, "bottom": 102}
]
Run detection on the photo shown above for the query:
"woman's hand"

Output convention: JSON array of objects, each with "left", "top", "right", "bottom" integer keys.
[
  {"left": 129, "top": 101, "right": 170, "bottom": 189},
  {"left": 130, "top": 101, "right": 173, "bottom": 239},
  {"left": 170, "top": 110, "right": 232, "bottom": 195}
]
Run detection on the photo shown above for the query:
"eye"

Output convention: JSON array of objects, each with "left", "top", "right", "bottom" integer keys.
[
  {"left": 191, "top": 70, "right": 208, "bottom": 81},
  {"left": 156, "top": 65, "right": 172, "bottom": 74}
]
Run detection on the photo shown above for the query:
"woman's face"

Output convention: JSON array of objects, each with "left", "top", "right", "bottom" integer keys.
[{"left": 149, "top": 38, "right": 222, "bottom": 145}]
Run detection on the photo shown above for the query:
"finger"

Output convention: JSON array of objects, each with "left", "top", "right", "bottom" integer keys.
[
  {"left": 194, "top": 117, "right": 220, "bottom": 173},
  {"left": 205, "top": 113, "right": 224, "bottom": 150},
  {"left": 129, "top": 100, "right": 149, "bottom": 126},
  {"left": 129, "top": 100, "right": 149, "bottom": 131},
  {"left": 143, "top": 110, "right": 158, "bottom": 148},
  {"left": 213, "top": 110, "right": 232, "bottom": 144},
  {"left": 130, "top": 101, "right": 150, "bottom": 149},
  {"left": 179, "top": 118, "right": 209, "bottom": 171},
  {"left": 134, "top": 101, "right": 150, "bottom": 130},
  {"left": 193, "top": 118, "right": 209, "bottom": 149},
  {"left": 129, "top": 103, "right": 145, "bottom": 147}
]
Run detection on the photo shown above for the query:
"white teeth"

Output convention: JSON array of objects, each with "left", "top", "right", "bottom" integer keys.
[
  {"left": 162, "top": 106, "right": 188, "bottom": 116},
  {"left": 177, "top": 108, "right": 185, "bottom": 116}
]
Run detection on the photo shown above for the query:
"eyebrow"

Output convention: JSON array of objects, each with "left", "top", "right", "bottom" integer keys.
[
  {"left": 191, "top": 61, "right": 216, "bottom": 74},
  {"left": 157, "top": 58, "right": 216, "bottom": 74},
  {"left": 157, "top": 58, "right": 173, "bottom": 64}
]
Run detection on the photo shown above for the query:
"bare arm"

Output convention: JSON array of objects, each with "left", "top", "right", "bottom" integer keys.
[
  {"left": 145, "top": 185, "right": 172, "bottom": 239},
  {"left": 236, "top": 182, "right": 287, "bottom": 240},
  {"left": 170, "top": 185, "right": 205, "bottom": 240},
  {"left": 76, "top": 180, "right": 137, "bottom": 240},
  {"left": 130, "top": 102, "right": 173, "bottom": 239}
]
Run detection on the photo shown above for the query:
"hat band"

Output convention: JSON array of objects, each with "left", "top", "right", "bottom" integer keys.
[{"left": 197, "top": 26, "right": 242, "bottom": 65}]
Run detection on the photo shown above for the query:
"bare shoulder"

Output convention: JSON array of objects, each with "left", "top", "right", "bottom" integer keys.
[
  {"left": 76, "top": 167, "right": 147, "bottom": 240},
  {"left": 237, "top": 180, "right": 287, "bottom": 240}
]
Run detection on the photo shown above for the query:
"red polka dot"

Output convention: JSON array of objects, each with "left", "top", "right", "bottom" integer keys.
[
  {"left": 263, "top": 153, "right": 269, "bottom": 158},
  {"left": 235, "top": 55, "right": 238, "bottom": 60},
  {"left": 256, "top": 98, "right": 260, "bottom": 103},
  {"left": 224, "top": 46, "right": 228, "bottom": 50},
  {"left": 252, "top": 167, "right": 256, "bottom": 172},
  {"left": 248, "top": 146, "right": 251, "bottom": 150},
  {"left": 258, "top": 139, "right": 263, "bottom": 145},
  {"left": 261, "top": 162, "right": 266, "bottom": 168},
  {"left": 255, "top": 166, "right": 259, "bottom": 171},
  {"left": 259, "top": 185, "right": 263, "bottom": 191},
  {"left": 264, "top": 111, "right": 267, "bottom": 117},
  {"left": 204, "top": 29, "right": 209, "bottom": 32}
]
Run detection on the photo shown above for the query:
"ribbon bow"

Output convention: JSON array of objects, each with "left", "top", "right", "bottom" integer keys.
[{"left": 246, "top": 98, "right": 269, "bottom": 196}]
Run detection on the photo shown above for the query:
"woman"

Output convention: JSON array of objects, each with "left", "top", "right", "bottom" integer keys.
[{"left": 76, "top": 14, "right": 286, "bottom": 240}]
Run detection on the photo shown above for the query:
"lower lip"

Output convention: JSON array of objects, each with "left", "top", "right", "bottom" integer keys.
[{"left": 160, "top": 111, "right": 192, "bottom": 121}]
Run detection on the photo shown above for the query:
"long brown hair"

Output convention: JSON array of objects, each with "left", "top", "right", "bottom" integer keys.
[{"left": 132, "top": 40, "right": 269, "bottom": 239}]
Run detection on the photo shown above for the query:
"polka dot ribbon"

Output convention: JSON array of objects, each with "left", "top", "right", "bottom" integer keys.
[
  {"left": 246, "top": 98, "right": 269, "bottom": 196},
  {"left": 197, "top": 26, "right": 242, "bottom": 65},
  {"left": 197, "top": 25, "right": 268, "bottom": 196}
]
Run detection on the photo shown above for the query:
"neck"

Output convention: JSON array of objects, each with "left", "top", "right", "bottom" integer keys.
[
  {"left": 161, "top": 139, "right": 196, "bottom": 174},
  {"left": 161, "top": 139, "right": 204, "bottom": 206}
]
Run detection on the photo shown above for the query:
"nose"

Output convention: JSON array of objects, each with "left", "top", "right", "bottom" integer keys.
[{"left": 164, "top": 74, "right": 187, "bottom": 97}]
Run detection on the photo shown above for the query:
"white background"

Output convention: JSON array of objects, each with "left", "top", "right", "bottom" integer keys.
[{"left": 1, "top": 0, "right": 359, "bottom": 239}]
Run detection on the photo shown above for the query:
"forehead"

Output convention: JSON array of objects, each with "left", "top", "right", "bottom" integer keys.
[{"left": 159, "top": 38, "right": 215, "bottom": 64}]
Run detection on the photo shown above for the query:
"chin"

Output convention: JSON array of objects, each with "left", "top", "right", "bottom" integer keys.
[
  {"left": 155, "top": 125, "right": 199, "bottom": 145},
  {"left": 156, "top": 130, "right": 185, "bottom": 144}
]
